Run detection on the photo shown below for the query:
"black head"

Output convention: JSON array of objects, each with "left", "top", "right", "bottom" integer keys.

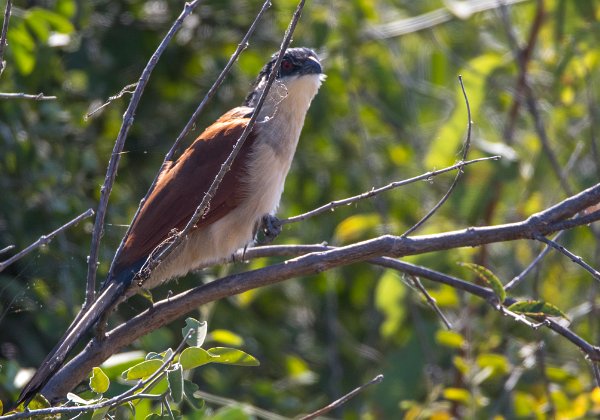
[{"left": 244, "top": 48, "right": 322, "bottom": 106}]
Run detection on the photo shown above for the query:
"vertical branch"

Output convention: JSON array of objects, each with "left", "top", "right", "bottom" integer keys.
[
  {"left": 84, "top": 0, "right": 203, "bottom": 308},
  {"left": 0, "top": 0, "right": 12, "bottom": 76}
]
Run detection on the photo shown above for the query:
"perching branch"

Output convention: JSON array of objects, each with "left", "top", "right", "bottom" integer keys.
[
  {"left": 39, "top": 182, "right": 600, "bottom": 400},
  {"left": 0, "top": 209, "right": 94, "bottom": 273},
  {"left": 84, "top": 0, "right": 203, "bottom": 308}
]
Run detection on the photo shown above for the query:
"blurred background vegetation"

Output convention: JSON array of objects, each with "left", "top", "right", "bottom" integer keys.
[{"left": 1, "top": 0, "right": 600, "bottom": 418}]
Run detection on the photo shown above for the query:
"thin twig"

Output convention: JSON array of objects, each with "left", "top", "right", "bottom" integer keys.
[
  {"left": 84, "top": 0, "right": 203, "bottom": 308},
  {"left": 298, "top": 374, "right": 384, "bottom": 420},
  {"left": 281, "top": 156, "right": 499, "bottom": 226},
  {"left": 108, "top": 0, "right": 272, "bottom": 274},
  {"left": 0, "top": 209, "right": 94, "bottom": 273},
  {"left": 84, "top": 83, "right": 138, "bottom": 120},
  {"left": 0, "top": 245, "right": 15, "bottom": 255},
  {"left": 401, "top": 75, "right": 473, "bottom": 237},
  {"left": 504, "top": 231, "right": 564, "bottom": 291},
  {"left": 534, "top": 234, "right": 600, "bottom": 282},
  {"left": 410, "top": 275, "right": 453, "bottom": 329},
  {"left": 0, "top": 92, "right": 56, "bottom": 100},
  {"left": 137, "top": 0, "right": 307, "bottom": 283},
  {"left": 0, "top": 0, "right": 11, "bottom": 76}
]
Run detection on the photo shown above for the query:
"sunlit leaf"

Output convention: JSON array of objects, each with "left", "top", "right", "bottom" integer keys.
[
  {"left": 508, "top": 300, "right": 568, "bottom": 319},
  {"left": 443, "top": 388, "right": 471, "bottom": 405},
  {"left": 207, "top": 347, "right": 260, "bottom": 366},
  {"left": 375, "top": 269, "right": 406, "bottom": 338},
  {"left": 435, "top": 330, "right": 465, "bottom": 349},
  {"left": 208, "top": 329, "right": 244, "bottom": 347},
  {"left": 89, "top": 367, "right": 110, "bottom": 394},
  {"left": 123, "top": 359, "right": 164, "bottom": 380},
  {"left": 182, "top": 318, "right": 207, "bottom": 347},
  {"left": 179, "top": 347, "right": 212, "bottom": 370},
  {"left": 458, "top": 262, "right": 506, "bottom": 303}
]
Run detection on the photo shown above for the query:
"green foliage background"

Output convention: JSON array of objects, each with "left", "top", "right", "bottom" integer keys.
[{"left": 1, "top": 0, "right": 600, "bottom": 418}]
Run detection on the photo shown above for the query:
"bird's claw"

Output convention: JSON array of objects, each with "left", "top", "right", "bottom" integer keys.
[{"left": 261, "top": 214, "right": 282, "bottom": 243}]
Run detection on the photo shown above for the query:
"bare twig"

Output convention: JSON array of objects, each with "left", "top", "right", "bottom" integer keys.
[
  {"left": 39, "top": 183, "right": 600, "bottom": 399},
  {"left": 84, "top": 83, "right": 138, "bottom": 120},
  {"left": 410, "top": 275, "right": 453, "bottom": 329},
  {"left": 84, "top": 0, "right": 203, "bottom": 308},
  {"left": 0, "top": 92, "right": 56, "bottom": 100},
  {"left": 0, "top": 245, "right": 15, "bottom": 255},
  {"left": 534, "top": 234, "right": 600, "bottom": 282},
  {"left": 0, "top": 0, "right": 11, "bottom": 76},
  {"left": 137, "top": 0, "right": 307, "bottom": 282},
  {"left": 299, "top": 374, "right": 384, "bottom": 420},
  {"left": 281, "top": 156, "right": 499, "bottom": 226},
  {"left": 401, "top": 75, "right": 473, "bottom": 237},
  {"left": 591, "top": 362, "right": 600, "bottom": 388},
  {"left": 0, "top": 209, "right": 94, "bottom": 273},
  {"left": 504, "top": 231, "right": 564, "bottom": 291},
  {"left": 108, "top": 0, "right": 272, "bottom": 274}
]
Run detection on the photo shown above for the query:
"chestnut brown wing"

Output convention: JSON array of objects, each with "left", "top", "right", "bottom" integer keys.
[{"left": 113, "top": 107, "right": 255, "bottom": 271}]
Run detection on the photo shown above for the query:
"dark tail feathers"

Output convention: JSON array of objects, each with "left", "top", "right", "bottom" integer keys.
[{"left": 16, "top": 270, "right": 133, "bottom": 406}]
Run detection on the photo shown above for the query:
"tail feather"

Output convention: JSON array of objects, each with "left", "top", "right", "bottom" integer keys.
[{"left": 17, "top": 275, "right": 129, "bottom": 406}]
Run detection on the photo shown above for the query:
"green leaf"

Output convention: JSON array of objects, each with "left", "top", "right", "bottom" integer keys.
[
  {"left": 183, "top": 380, "right": 205, "bottom": 410},
  {"left": 168, "top": 364, "right": 184, "bottom": 403},
  {"left": 458, "top": 262, "right": 506, "bottom": 302},
  {"left": 435, "top": 330, "right": 465, "bottom": 349},
  {"left": 26, "top": 8, "right": 75, "bottom": 34},
  {"left": 179, "top": 347, "right": 212, "bottom": 370},
  {"left": 375, "top": 269, "right": 407, "bottom": 338},
  {"left": 207, "top": 347, "right": 260, "bottom": 366},
  {"left": 508, "top": 300, "right": 568, "bottom": 319},
  {"left": 208, "top": 329, "right": 244, "bottom": 347},
  {"left": 91, "top": 406, "right": 110, "bottom": 420},
  {"left": 123, "top": 359, "right": 164, "bottom": 380},
  {"left": 90, "top": 367, "right": 110, "bottom": 394},
  {"left": 182, "top": 318, "right": 207, "bottom": 347},
  {"left": 443, "top": 387, "right": 471, "bottom": 405}
]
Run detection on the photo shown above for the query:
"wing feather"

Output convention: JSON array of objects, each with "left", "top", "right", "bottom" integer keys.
[{"left": 113, "top": 106, "right": 255, "bottom": 271}]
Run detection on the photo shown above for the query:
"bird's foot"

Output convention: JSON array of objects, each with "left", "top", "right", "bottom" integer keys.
[{"left": 261, "top": 214, "right": 282, "bottom": 243}]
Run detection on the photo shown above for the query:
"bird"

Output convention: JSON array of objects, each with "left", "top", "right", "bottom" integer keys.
[{"left": 17, "top": 47, "right": 324, "bottom": 406}]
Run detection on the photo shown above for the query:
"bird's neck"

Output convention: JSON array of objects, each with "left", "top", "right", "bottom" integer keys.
[{"left": 254, "top": 74, "right": 322, "bottom": 155}]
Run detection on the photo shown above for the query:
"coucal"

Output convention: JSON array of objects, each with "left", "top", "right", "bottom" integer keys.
[{"left": 18, "top": 47, "right": 324, "bottom": 405}]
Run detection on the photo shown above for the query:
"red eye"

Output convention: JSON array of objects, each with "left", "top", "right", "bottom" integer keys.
[{"left": 281, "top": 60, "right": 294, "bottom": 72}]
